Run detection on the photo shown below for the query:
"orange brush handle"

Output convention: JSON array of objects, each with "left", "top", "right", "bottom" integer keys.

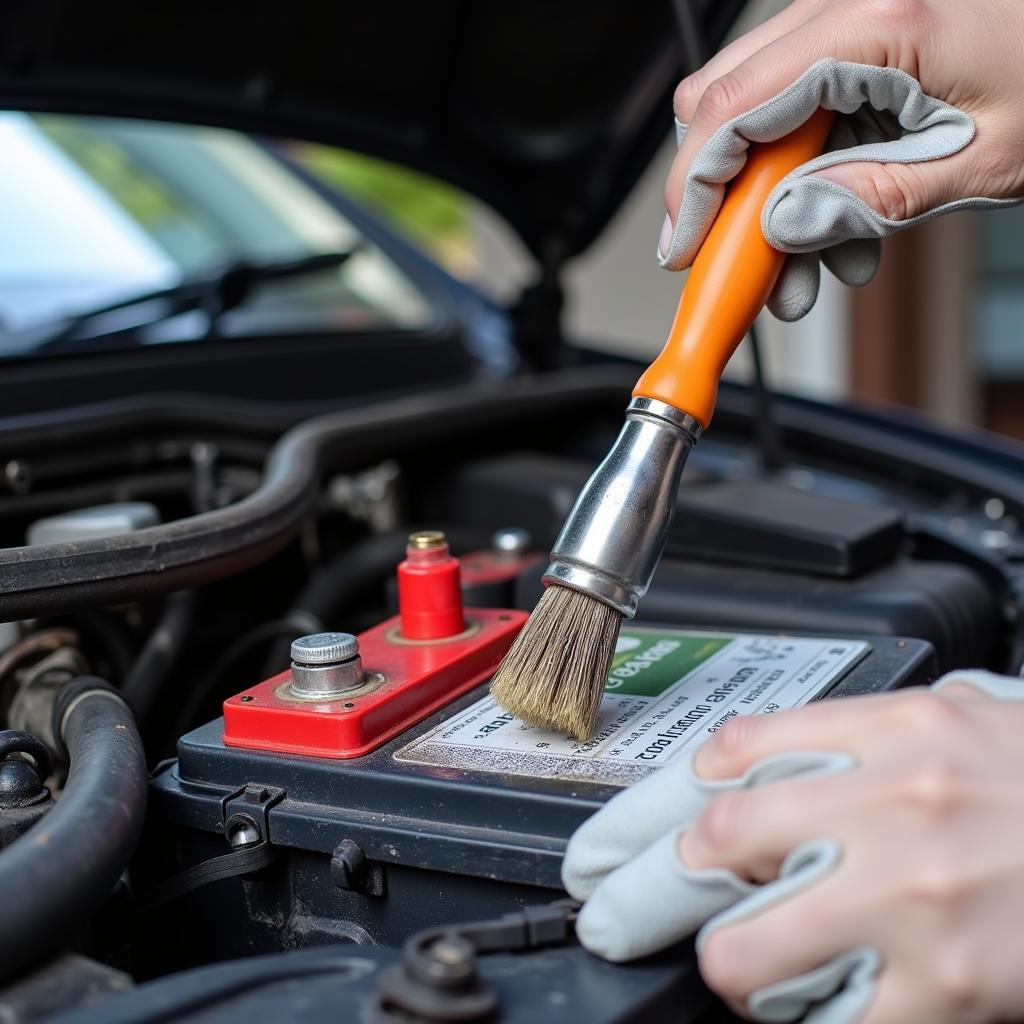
[{"left": 634, "top": 108, "right": 836, "bottom": 427}]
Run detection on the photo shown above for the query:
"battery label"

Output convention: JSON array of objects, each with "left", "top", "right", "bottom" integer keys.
[{"left": 395, "top": 629, "right": 868, "bottom": 786}]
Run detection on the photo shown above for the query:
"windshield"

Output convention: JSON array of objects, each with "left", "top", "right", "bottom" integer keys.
[{"left": 0, "top": 113, "right": 434, "bottom": 356}]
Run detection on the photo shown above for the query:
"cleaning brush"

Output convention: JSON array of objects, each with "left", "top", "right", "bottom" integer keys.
[{"left": 491, "top": 108, "right": 836, "bottom": 739}]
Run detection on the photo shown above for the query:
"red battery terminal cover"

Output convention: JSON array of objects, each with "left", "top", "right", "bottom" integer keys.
[
  {"left": 222, "top": 607, "right": 526, "bottom": 759},
  {"left": 397, "top": 531, "right": 465, "bottom": 640}
]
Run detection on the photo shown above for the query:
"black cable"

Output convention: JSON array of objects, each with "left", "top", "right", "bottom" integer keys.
[
  {"left": 0, "top": 681, "right": 146, "bottom": 983},
  {"left": 137, "top": 839, "right": 277, "bottom": 913},
  {"left": 170, "top": 612, "right": 324, "bottom": 742},
  {"left": 263, "top": 532, "right": 409, "bottom": 673},
  {"left": 121, "top": 591, "right": 196, "bottom": 725},
  {"left": 671, "top": 0, "right": 707, "bottom": 73},
  {"left": 671, "top": 0, "right": 785, "bottom": 473},
  {"left": 747, "top": 323, "right": 787, "bottom": 472},
  {"left": 378, "top": 900, "right": 579, "bottom": 1022}
]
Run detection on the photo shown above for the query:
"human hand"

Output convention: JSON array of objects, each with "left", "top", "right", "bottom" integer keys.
[
  {"left": 563, "top": 670, "right": 1024, "bottom": 1023},
  {"left": 660, "top": 0, "right": 1024, "bottom": 320}
]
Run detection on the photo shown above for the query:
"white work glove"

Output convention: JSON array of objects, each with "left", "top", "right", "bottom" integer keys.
[
  {"left": 658, "top": 0, "right": 1024, "bottom": 321},
  {"left": 563, "top": 670, "right": 1024, "bottom": 1024},
  {"left": 658, "top": 60, "right": 1016, "bottom": 322}
]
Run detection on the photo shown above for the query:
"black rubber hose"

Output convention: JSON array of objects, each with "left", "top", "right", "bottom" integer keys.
[
  {"left": 121, "top": 591, "right": 196, "bottom": 725},
  {"left": 0, "top": 368, "right": 635, "bottom": 620},
  {"left": 67, "top": 608, "right": 137, "bottom": 683},
  {"left": 285, "top": 531, "right": 417, "bottom": 632},
  {"left": 0, "top": 680, "right": 146, "bottom": 982},
  {"left": 48, "top": 948, "right": 377, "bottom": 1024}
]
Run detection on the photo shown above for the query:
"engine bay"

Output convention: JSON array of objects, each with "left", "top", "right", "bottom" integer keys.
[{"left": 0, "top": 365, "right": 1020, "bottom": 1023}]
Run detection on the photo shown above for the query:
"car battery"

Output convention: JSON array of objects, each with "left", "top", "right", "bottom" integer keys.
[{"left": 148, "top": 536, "right": 935, "bottom": 970}]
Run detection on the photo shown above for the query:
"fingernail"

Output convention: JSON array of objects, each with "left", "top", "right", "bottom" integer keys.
[{"left": 658, "top": 214, "right": 673, "bottom": 259}]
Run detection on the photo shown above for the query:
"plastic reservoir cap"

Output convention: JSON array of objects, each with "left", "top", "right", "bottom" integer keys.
[{"left": 27, "top": 502, "right": 161, "bottom": 546}]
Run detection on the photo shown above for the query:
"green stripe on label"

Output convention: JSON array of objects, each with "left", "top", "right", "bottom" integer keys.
[{"left": 605, "top": 632, "right": 731, "bottom": 697}]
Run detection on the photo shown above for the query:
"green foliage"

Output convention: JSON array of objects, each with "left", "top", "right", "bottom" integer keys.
[
  {"left": 34, "top": 115, "right": 188, "bottom": 230},
  {"left": 293, "top": 144, "right": 473, "bottom": 269}
]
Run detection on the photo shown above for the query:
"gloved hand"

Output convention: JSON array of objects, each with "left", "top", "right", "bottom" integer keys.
[
  {"left": 562, "top": 670, "right": 1024, "bottom": 1024},
  {"left": 659, "top": 0, "right": 1024, "bottom": 321}
]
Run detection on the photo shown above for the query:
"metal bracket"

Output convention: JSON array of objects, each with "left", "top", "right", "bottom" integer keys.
[
  {"left": 138, "top": 784, "right": 285, "bottom": 913},
  {"left": 221, "top": 783, "right": 285, "bottom": 847}
]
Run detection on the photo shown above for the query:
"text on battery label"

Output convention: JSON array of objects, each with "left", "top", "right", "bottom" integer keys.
[{"left": 395, "top": 630, "right": 869, "bottom": 786}]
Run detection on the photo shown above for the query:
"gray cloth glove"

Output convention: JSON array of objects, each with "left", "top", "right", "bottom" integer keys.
[
  {"left": 659, "top": 59, "right": 1018, "bottom": 321},
  {"left": 562, "top": 669, "right": 1023, "bottom": 1023}
]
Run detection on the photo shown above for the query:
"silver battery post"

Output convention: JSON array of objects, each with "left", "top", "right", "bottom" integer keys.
[{"left": 289, "top": 632, "right": 365, "bottom": 699}]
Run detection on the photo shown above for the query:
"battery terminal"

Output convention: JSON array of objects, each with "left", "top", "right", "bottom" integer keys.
[
  {"left": 222, "top": 530, "right": 528, "bottom": 759},
  {"left": 288, "top": 632, "right": 366, "bottom": 699},
  {"left": 397, "top": 530, "right": 466, "bottom": 640}
]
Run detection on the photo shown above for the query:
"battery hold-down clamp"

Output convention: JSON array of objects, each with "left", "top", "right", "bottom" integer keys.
[
  {"left": 373, "top": 900, "right": 581, "bottom": 1024},
  {"left": 222, "top": 531, "right": 528, "bottom": 759},
  {"left": 138, "top": 784, "right": 284, "bottom": 912}
]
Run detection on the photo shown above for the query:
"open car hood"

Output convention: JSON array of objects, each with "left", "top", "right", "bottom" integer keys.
[{"left": 0, "top": 0, "right": 744, "bottom": 263}]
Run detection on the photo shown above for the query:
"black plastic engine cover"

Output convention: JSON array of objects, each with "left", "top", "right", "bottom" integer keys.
[
  {"left": 429, "top": 454, "right": 903, "bottom": 578},
  {"left": 511, "top": 556, "right": 994, "bottom": 675}
]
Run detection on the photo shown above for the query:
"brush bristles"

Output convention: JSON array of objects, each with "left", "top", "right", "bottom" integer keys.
[{"left": 490, "top": 585, "right": 622, "bottom": 740}]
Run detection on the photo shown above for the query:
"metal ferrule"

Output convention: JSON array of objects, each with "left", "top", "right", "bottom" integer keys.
[
  {"left": 542, "top": 397, "right": 701, "bottom": 618},
  {"left": 289, "top": 657, "right": 364, "bottom": 698}
]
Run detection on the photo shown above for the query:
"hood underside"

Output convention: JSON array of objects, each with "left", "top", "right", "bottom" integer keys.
[{"left": 0, "top": 0, "right": 744, "bottom": 262}]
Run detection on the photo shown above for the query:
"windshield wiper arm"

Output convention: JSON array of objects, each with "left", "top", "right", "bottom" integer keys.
[{"left": 39, "top": 248, "right": 361, "bottom": 352}]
